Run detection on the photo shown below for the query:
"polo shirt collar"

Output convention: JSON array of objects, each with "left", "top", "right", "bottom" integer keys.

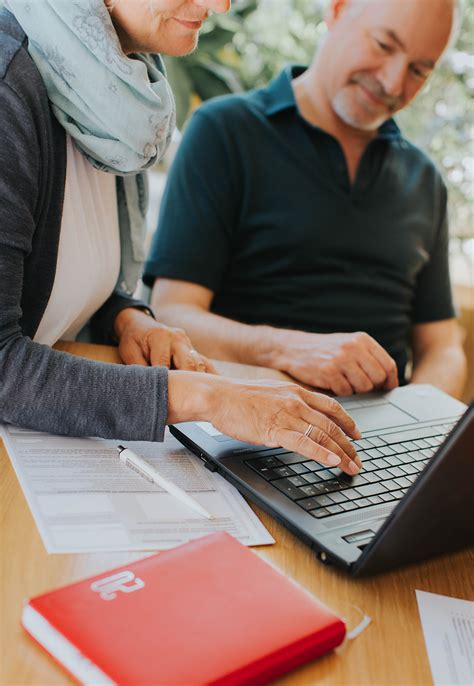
[{"left": 262, "top": 64, "right": 401, "bottom": 140}]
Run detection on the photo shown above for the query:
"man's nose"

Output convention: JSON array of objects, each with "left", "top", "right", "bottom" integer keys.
[
  {"left": 379, "top": 56, "right": 406, "bottom": 99},
  {"left": 195, "top": 0, "right": 231, "bottom": 13}
]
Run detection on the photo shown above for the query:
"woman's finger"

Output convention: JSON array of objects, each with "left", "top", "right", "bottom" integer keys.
[
  {"left": 281, "top": 404, "right": 360, "bottom": 473},
  {"left": 272, "top": 427, "right": 344, "bottom": 468},
  {"left": 296, "top": 409, "right": 361, "bottom": 469},
  {"left": 148, "top": 333, "right": 171, "bottom": 368},
  {"left": 298, "top": 389, "right": 361, "bottom": 439},
  {"left": 204, "top": 358, "right": 219, "bottom": 374},
  {"left": 172, "top": 340, "right": 198, "bottom": 371},
  {"left": 119, "top": 339, "right": 149, "bottom": 366},
  {"left": 292, "top": 419, "right": 360, "bottom": 475}
]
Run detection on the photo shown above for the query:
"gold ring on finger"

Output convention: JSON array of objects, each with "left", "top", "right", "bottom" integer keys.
[{"left": 303, "top": 423, "right": 314, "bottom": 439}]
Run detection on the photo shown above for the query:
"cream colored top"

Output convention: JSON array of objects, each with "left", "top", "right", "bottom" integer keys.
[{"left": 34, "top": 136, "right": 120, "bottom": 346}]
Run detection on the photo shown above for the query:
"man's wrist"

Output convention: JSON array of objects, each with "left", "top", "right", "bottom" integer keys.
[{"left": 249, "top": 325, "right": 289, "bottom": 370}]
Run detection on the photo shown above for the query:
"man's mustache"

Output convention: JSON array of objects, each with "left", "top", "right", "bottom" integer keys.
[{"left": 351, "top": 72, "right": 402, "bottom": 111}]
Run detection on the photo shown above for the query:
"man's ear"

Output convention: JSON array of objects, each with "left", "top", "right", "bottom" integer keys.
[{"left": 325, "top": 0, "right": 352, "bottom": 30}]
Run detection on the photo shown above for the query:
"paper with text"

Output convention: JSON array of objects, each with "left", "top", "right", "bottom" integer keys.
[
  {"left": 1, "top": 425, "right": 274, "bottom": 553},
  {"left": 416, "top": 590, "right": 473, "bottom": 686}
]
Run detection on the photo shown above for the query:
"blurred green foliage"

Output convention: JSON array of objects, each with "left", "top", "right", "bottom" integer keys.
[{"left": 164, "top": 0, "right": 473, "bottom": 241}]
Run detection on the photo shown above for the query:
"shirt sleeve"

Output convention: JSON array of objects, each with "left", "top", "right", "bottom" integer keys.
[
  {"left": 412, "top": 182, "right": 456, "bottom": 324},
  {"left": 143, "top": 107, "right": 242, "bottom": 292},
  {"left": 0, "top": 79, "right": 168, "bottom": 441}
]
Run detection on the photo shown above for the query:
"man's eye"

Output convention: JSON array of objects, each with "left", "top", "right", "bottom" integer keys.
[{"left": 411, "top": 65, "right": 428, "bottom": 79}]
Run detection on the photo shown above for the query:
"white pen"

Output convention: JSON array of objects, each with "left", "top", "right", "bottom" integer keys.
[{"left": 117, "top": 445, "right": 213, "bottom": 520}]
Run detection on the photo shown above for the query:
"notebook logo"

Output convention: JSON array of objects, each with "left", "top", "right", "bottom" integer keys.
[{"left": 90, "top": 571, "right": 145, "bottom": 601}]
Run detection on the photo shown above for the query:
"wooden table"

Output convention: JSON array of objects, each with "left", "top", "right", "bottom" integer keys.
[{"left": 1, "top": 342, "right": 472, "bottom": 686}]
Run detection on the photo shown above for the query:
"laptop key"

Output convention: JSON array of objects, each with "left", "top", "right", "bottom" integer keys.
[
  {"left": 392, "top": 490, "right": 405, "bottom": 499},
  {"left": 354, "top": 498, "right": 371, "bottom": 508},
  {"left": 400, "top": 463, "right": 420, "bottom": 475},
  {"left": 412, "top": 438, "right": 431, "bottom": 449},
  {"left": 278, "top": 453, "right": 309, "bottom": 466},
  {"left": 354, "top": 439, "right": 374, "bottom": 450},
  {"left": 273, "top": 466, "right": 294, "bottom": 478},
  {"left": 301, "top": 472, "right": 322, "bottom": 484},
  {"left": 341, "top": 501, "right": 359, "bottom": 511},
  {"left": 378, "top": 445, "right": 397, "bottom": 456},
  {"left": 365, "top": 436, "right": 386, "bottom": 447},
  {"left": 339, "top": 474, "right": 369, "bottom": 487},
  {"left": 368, "top": 495, "right": 384, "bottom": 504},
  {"left": 308, "top": 481, "right": 340, "bottom": 496},
  {"left": 387, "top": 466, "right": 405, "bottom": 478},
  {"left": 371, "top": 458, "right": 391, "bottom": 469},
  {"left": 373, "top": 469, "right": 393, "bottom": 481},
  {"left": 299, "top": 484, "right": 321, "bottom": 497},
  {"left": 394, "top": 476, "right": 412, "bottom": 488},
  {"left": 363, "top": 472, "right": 380, "bottom": 483},
  {"left": 327, "top": 491, "right": 346, "bottom": 504},
  {"left": 299, "top": 496, "right": 329, "bottom": 511},
  {"left": 384, "top": 425, "right": 450, "bottom": 444},
  {"left": 326, "top": 504, "right": 344, "bottom": 515},
  {"left": 361, "top": 461, "right": 379, "bottom": 472},
  {"left": 288, "top": 475, "right": 308, "bottom": 487},
  {"left": 342, "top": 488, "right": 361, "bottom": 500},
  {"left": 382, "top": 479, "right": 400, "bottom": 491},
  {"left": 400, "top": 441, "right": 420, "bottom": 452},
  {"left": 380, "top": 492, "right": 397, "bottom": 502},
  {"left": 272, "top": 478, "right": 304, "bottom": 500},
  {"left": 254, "top": 456, "right": 282, "bottom": 469},
  {"left": 384, "top": 455, "right": 403, "bottom": 466},
  {"left": 311, "top": 508, "right": 331, "bottom": 519},
  {"left": 420, "top": 448, "right": 435, "bottom": 458},
  {"left": 366, "top": 448, "right": 383, "bottom": 458},
  {"left": 354, "top": 483, "right": 387, "bottom": 498},
  {"left": 289, "top": 463, "right": 309, "bottom": 475},
  {"left": 305, "top": 495, "right": 334, "bottom": 508},
  {"left": 302, "top": 460, "right": 326, "bottom": 472},
  {"left": 246, "top": 462, "right": 280, "bottom": 481}
]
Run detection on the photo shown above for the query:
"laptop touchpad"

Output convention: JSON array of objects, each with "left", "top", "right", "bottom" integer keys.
[{"left": 348, "top": 405, "right": 417, "bottom": 433}]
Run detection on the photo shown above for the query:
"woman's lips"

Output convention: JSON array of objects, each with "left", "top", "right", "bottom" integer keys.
[{"left": 173, "top": 18, "right": 204, "bottom": 30}]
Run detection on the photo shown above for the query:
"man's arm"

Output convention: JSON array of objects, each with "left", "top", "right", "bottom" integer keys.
[
  {"left": 410, "top": 319, "right": 467, "bottom": 398},
  {"left": 152, "top": 278, "right": 399, "bottom": 396}
]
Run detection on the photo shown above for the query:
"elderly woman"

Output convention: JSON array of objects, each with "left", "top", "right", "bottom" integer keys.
[{"left": 0, "top": 0, "right": 361, "bottom": 475}]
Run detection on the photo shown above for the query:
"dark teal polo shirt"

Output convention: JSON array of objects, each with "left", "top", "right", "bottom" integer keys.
[{"left": 144, "top": 66, "right": 455, "bottom": 381}]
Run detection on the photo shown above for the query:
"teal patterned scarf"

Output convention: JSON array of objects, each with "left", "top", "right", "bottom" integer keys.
[{"left": 6, "top": 0, "right": 176, "bottom": 294}]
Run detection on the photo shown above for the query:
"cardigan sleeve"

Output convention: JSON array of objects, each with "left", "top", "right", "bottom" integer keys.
[{"left": 0, "top": 78, "right": 168, "bottom": 441}]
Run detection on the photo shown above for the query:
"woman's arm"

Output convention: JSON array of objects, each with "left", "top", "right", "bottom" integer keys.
[{"left": 0, "top": 75, "right": 169, "bottom": 442}]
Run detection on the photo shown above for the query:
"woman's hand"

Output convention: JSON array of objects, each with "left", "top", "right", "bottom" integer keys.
[
  {"left": 168, "top": 373, "right": 362, "bottom": 475},
  {"left": 114, "top": 308, "right": 216, "bottom": 372}
]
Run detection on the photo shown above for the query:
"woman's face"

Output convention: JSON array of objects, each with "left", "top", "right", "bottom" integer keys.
[{"left": 108, "top": 0, "right": 231, "bottom": 56}]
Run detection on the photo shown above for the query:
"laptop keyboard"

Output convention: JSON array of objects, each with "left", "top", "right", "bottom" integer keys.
[{"left": 245, "top": 422, "right": 456, "bottom": 519}]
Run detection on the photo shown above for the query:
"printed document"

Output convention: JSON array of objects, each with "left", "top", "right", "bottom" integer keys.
[
  {"left": 0, "top": 425, "right": 274, "bottom": 553},
  {"left": 416, "top": 590, "right": 473, "bottom": 686}
]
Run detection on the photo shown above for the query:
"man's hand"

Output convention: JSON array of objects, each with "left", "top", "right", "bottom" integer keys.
[
  {"left": 274, "top": 330, "right": 399, "bottom": 395},
  {"left": 114, "top": 308, "right": 216, "bottom": 372}
]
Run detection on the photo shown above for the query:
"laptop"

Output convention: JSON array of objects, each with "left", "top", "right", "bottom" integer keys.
[{"left": 170, "top": 384, "right": 474, "bottom": 576}]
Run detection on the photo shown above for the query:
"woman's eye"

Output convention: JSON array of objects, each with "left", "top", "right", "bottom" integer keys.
[{"left": 375, "top": 39, "right": 391, "bottom": 52}]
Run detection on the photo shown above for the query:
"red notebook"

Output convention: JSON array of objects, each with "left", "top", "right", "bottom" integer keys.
[{"left": 22, "top": 532, "right": 346, "bottom": 685}]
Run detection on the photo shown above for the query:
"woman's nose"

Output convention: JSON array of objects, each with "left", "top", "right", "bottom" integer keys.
[{"left": 195, "top": 0, "right": 231, "bottom": 14}]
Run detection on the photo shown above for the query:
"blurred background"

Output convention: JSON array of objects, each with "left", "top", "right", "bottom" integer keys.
[{"left": 146, "top": 0, "right": 474, "bottom": 400}]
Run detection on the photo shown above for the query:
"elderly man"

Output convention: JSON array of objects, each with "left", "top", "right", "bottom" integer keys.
[{"left": 144, "top": 0, "right": 467, "bottom": 398}]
